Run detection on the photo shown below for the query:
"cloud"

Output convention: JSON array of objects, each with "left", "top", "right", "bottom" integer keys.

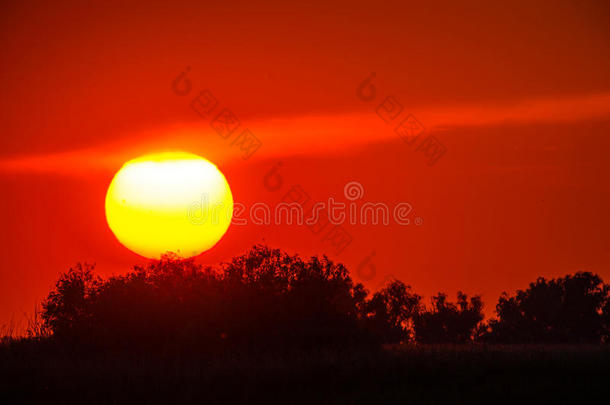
[
  {"left": 1, "top": 92, "right": 609, "bottom": 174},
  {"left": 419, "top": 92, "right": 610, "bottom": 130}
]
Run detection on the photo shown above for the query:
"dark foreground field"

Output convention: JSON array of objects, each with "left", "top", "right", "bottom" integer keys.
[{"left": 2, "top": 341, "right": 609, "bottom": 404}]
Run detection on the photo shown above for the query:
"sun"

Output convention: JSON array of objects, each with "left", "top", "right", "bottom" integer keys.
[{"left": 105, "top": 152, "right": 233, "bottom": 259}]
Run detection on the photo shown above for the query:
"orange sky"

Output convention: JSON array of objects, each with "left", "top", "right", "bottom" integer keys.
[{"left": 1, "top": 0, "right": 609, "bottom": 326}]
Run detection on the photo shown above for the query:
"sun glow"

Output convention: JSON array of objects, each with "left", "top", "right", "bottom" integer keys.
[{"left": 105, "top": 152, "right": 233, "bottom": 259}]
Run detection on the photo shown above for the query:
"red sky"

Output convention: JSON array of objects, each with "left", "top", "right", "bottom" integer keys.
[{"left": 1, "top": 0, "right": 609, "bottom": 326}]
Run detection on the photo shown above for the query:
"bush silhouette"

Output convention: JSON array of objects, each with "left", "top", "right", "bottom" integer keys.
[
  {"left": 42, "top": 263, "right": 101, "bottom": 340},
  {"left": 42, "top": 245, "right": 372, "bottom": 351},
  {"left": 363, "top": 280, "right": 421, "bottom": 343},
  {"left": 413, "top": 292, "right": 484, "bottom": 344},
  {"left": 482, "top": 272, "right": 610, "bottom": 344},
  {"left": 40, "top": 246, "right": 610, "bottom": 348}
]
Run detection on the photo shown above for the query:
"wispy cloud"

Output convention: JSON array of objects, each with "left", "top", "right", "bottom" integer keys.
[
  {"left": 419, "top": 92, "right": 610, "bottom": 130},
  {"left": 2, "top": 92, "right": 609, "bottom": 174}
]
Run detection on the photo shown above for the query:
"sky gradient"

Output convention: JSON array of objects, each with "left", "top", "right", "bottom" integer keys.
[{"left": 1, "top": 0, "right": 609, "bottom": 326}]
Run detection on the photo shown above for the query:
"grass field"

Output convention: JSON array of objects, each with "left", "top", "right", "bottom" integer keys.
[{"left": 2, "top": 339, "right": 609, "bottom": 404}]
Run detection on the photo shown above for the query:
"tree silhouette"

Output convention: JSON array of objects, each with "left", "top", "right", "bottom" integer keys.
[
  {"left": 41, "top": 245, "right": 372, "bottom": 351},
  {"left": 363, "top": 280, "right": 421, "bottom": 343},
  {"left": 40, "top": 246, "right": 610, "bottom": 348},
  {"left": 482, "top": 272, "right": 610, "bottom": 344},
  {"left": 42, "top": 263, "right": 101, "bottom": 340},
  {"left": 413, "top": 292, "right": 483, "bottom": 344}
]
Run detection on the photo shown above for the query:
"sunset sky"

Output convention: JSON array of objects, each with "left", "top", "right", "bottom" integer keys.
[{"left": 1, "top": 0, "right": 609, "bottom": 325}]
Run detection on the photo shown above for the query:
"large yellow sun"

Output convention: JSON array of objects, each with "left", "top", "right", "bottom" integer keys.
[{"left": 105, "top": 152, "right": 233, "bottom": 259}]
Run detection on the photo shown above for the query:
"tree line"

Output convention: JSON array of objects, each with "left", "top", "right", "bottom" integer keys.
[{"left": 40, "top": 245, "right": 610, "bottom": 351}]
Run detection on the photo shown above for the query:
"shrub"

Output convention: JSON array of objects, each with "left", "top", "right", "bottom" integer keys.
[
  {"left": 482, "top": 272, "right": 610, "bottom": 344},
  {"left": 41, "top": 245, "right": 372, "bottom": 351},
  {"left": 413, "top": 292, "right": 483, "bottom": 344}
]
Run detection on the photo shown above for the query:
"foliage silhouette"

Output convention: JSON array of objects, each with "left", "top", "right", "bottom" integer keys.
[
  {"left": 40, "top": 246, "right": 610, "bottom": 349},
  {"left": 42, "top": 263, "right": 101, "bottom": 340},
  {"left": 482, "top": 271, "right": 610, "bottom": 343},
  {"left": 42, "top": 245, "right": 372, "bottom": 351},
  {"left": 363, "top": 280, "right": 421, "bottom": 343},
  {"left": 413, "top": 292, "right": 484, "bottom": 344}
]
